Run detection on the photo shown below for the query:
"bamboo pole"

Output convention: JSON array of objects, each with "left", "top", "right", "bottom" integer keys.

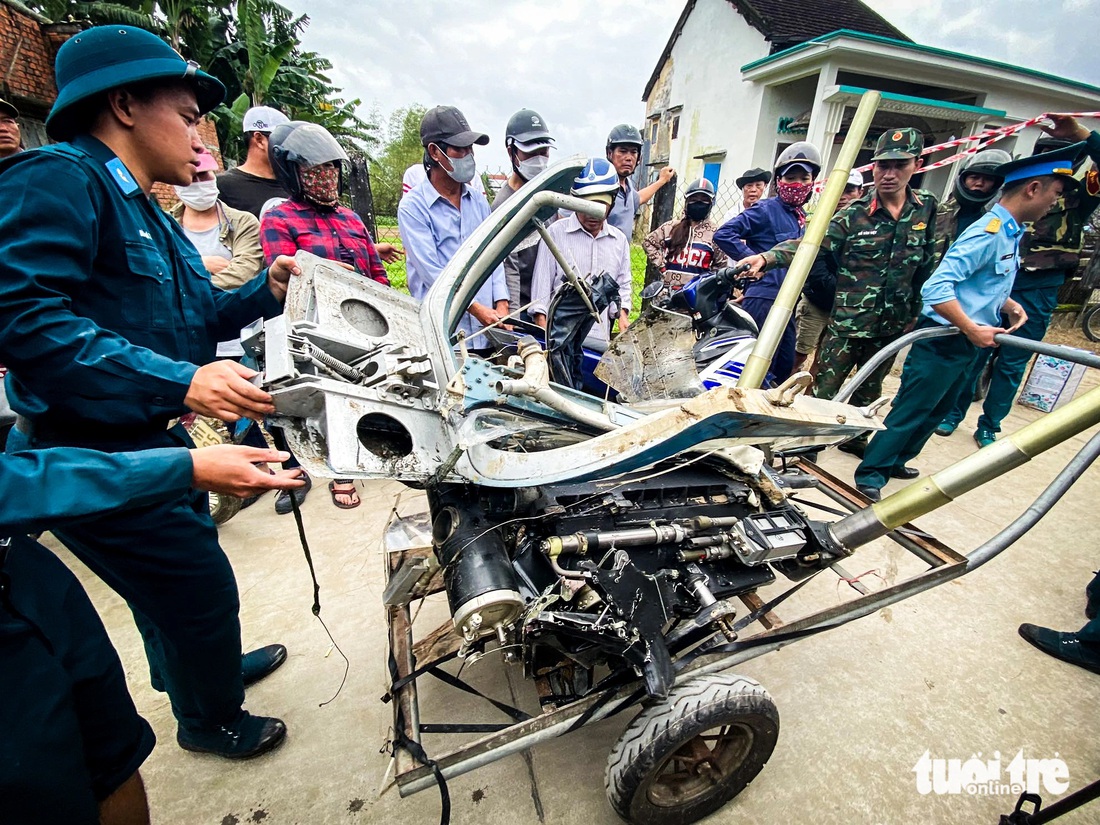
[{"left": 737, "top": 90, "right": 882, "bottom": 389}]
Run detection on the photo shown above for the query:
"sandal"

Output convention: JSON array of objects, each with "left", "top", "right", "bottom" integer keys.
[{"left": 328, "top": 480, "right": 361, "bottom": 509}]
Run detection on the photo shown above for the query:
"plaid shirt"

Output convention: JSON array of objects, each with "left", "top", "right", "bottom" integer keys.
[{"left": 260, "top": 199, "right": 389, "bottom": 285}]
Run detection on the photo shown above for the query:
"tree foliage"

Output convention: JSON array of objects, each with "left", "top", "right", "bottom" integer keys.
[
  {"left": 369, "top": 104, "right": 427, "bottom": 217},
  {"left": 26, "top": 0, "right": 376, "bottom": 164}
]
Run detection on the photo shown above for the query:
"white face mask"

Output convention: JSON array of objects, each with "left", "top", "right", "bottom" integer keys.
[
  {"left": 174, "top": 179, "right": 219, "bottom": 211},
  {"left": 516, "top": 154, "right": 548, "bottom": 181},
  {"left": 434, "top": 145, "right": 477, "bottom": 184}
]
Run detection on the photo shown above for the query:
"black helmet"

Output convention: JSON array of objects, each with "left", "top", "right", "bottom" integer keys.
[
  {"left": 684, "top": 178, "right": 716, "bottom": 201},
  {"left": 505, "top": 108, "right": 554, "bottom": 150},
  {"left": 606, "top": 123, "right": 643, "bottom": 155},
  {"left": 268, "top": 121, "right": 349, "bottom": 200},
  {"left": 953, "top": 148, "right": 1011, "bottom": 207}
]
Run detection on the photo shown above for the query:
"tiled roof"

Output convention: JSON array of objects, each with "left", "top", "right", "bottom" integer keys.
[{"left": 732, "top": 0, "right": 910, "bottom": 51}]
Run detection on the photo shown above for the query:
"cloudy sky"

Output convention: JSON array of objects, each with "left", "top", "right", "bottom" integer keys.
[{"left": 295, "top": 0, "right": 1100, "bottom": 173}]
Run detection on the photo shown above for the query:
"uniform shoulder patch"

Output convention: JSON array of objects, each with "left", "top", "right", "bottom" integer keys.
[
  {"left": 984, "top": 217, "right": 1002, "bottom": 234},
  {"left": 1087, "top": 168, "right": 1100, "bottom": 198}
]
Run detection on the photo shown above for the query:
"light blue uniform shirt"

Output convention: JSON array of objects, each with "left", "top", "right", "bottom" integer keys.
[
  {"left": 398, "top": 178, "right": 508, "bottom": 347},
  {"left": 920, "top": 203, "right": 1023, "bottom": 328}
]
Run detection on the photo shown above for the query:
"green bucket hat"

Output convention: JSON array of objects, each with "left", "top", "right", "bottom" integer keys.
[{"left": 46, "top": 25, "right": 225, "bottom": 140}]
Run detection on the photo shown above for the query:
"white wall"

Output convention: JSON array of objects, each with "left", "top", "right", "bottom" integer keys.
[{"left": 653, "top": 0, "right": 772, "bottom": 194}]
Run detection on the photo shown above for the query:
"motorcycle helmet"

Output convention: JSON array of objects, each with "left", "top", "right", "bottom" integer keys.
[
  {"left": 571, "top": 158, "right": 620, "bottom": 205},
  {"left": 605, "top": 123, "right": 644, "bottom": 155},
  {"left": 953, "top": 148, "right": 1011, "bottom": 207},
  {"left": 684, "top": 178, "right": 717, "bottom": 202},
  {"left": 268, "top": 121, "right": 349, "bottom": 200},
  {"left": 774, "top": 141, "right": 822, "bottom": 178},
  {"left": 505, "top": 108, "right": 554, "bottom": 151}
]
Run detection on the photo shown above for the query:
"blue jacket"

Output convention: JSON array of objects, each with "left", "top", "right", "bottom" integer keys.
[
  {"left": 714, "top": 197, "right": 804, "bottom": 301},
  {"left": 0, "top": 136, "right": 283, "bottom": 438}
]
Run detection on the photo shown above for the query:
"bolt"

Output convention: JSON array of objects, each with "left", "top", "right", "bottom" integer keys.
[{"left": 836, "top": 414, "right": 847, "bottom": 424}]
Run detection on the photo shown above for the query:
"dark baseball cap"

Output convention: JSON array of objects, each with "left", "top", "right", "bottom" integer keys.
[
  {"left": 420, "top": 105, "right": 489, "bottom": 148},
  {"left": 872, "top": 127, "right": 924, "bottom": 161},
  {"left": 0, "top": 98, "right": 18, "bottom": 118}
]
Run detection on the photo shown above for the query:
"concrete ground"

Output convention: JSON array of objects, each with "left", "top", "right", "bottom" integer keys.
[{"left": 45, "top": 366, "right": 1100, "bottom": 825}]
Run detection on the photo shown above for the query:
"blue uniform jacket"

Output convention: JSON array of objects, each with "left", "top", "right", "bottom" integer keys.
[
  {"left": 0, "top": 136, "right": 283, "bottom": 432},
  {"left": 713, "top": 197, "right": 803, "bottom": 302},
  {"left": 0, "top": 448, "right": 191, "bottom": 537}
]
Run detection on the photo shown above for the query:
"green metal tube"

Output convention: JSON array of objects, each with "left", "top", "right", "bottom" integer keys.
[
  {"left": 830, "top": 383, "right": 1100, "bottom": 549},
  {"left": 737, "top": 90, "right": 882, "bottom": 389}
]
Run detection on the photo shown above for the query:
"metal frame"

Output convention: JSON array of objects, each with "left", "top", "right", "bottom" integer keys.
[{"left": 383, "top": 458, "right": 970, "bottom": 797}]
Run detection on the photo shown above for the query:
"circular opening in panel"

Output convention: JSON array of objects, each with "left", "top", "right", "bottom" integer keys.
[
  {"left": 340, "top": 298, "right": 389, "bottom": 337},
  {"left": 356, "top": 413, "right": 413, "bottom": 458}
]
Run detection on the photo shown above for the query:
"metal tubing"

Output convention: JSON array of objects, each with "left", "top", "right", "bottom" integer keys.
[
  {"left": 737, "top": 90, "right": 881, "bottom": 389},
  {"left": 444, "top": 190, "right": 605, "bottom": 345},
  {"left": 966, "top": 430, "right": 1100, "bottom": 572},
  {"left": 831, "top": 384, "right": 1100, "bottom": 549},
  {"left": 532, "top": 217, "right": 599, "bottom": 319},
  {"left": 835, "top": 326, "right": 1100, "bottom": 405},
  {"left": 397, "top": 433, "right": 1100, "bottom": 798}
]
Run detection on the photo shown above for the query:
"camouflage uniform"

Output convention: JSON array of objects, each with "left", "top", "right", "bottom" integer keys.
[
  {"left": 764, "top": 186, "right": 939, "bottom": 414},
  {"left": 932, "top": 196, "right": 990, "bottom": 265}
]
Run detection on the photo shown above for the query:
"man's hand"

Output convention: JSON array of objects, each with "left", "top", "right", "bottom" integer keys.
[
  {"left": 190, "top": 445, "right": 306, "bottom": 498},
  {"left": 1003, "top": 299, "right": 1028, "bottom": 333},
  {"left": 202, "top": 255, "right": 230, "bottom": 276},
  {"left": 617, "top": 310, "right": 631, "bottom": 332},
  {"left": 267, "top": 254, "right": 302, "bottom": 302},
  {"left": 658, "top": 166, "right": 676, "bottom": 186},
  {"left": 468, "top": 301, "right": 509, "bottom": 329},
  {"left": 1040, "top": 114, "right": 1090, "bottom": 143},
  {"left": 376, "top": 243, "right": 405, "bottom": 263},
  {"left": 964, "top": 324, "right": 1006, "bottom": 348},
  {"left": 184, "top": 360, "right": 275, "bottom": 422},
  {"left": 737, "top": 254, "right": 767, "bottom": 280}
]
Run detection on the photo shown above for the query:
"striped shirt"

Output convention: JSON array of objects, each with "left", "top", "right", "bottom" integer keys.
[{"left": 530, "top": 215, "right": 632, "bottom": 341}]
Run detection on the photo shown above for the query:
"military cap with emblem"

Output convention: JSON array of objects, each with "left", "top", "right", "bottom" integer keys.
[
  {"left": 872, "top": 127, "right": 925, "bottom": 161},
  {"left": 996, "top": 142, "right": 1086, "bottom": 191},
  {"left": 46, "top": 25, "right": 225, "bottom": 140}
]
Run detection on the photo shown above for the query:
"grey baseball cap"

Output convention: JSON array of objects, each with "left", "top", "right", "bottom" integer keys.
[{"left": 420, "top": 105, "right": 489, "bottom": 148}]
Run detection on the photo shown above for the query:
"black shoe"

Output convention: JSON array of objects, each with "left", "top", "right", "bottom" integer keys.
[
  {"left": 178, "top": 712, "right": 287, "bottom": 759},
  {"left": 856, "top": 484, "right": 881, "bottom": 502},
  {"left": 890, "top": 466, "right": 920, "bottom": 480},
  {"left": 1018, "top": 624, "right": 1100, "bottom": 676},
  {"left": 275, "top": 473, "right": 311, "bottom": 515},
  {"left": 243, "top": 643, "right": 288, "bottom": 688},
  {"left": 837, "top": 440, "right": 866, "bottom": 459}
]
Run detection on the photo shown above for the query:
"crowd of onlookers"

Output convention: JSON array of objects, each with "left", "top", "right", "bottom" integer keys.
[{"left": 3, "top": 23, "right": 1100, "bottom": 825}]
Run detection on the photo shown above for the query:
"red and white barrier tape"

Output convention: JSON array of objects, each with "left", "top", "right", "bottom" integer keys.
[{"left": 846, "top": 111, "right": 1100, "bottom": 178}]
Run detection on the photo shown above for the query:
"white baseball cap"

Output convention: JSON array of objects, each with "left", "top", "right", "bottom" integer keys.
[
  {"left": 847, "top": 169, "right": 864, "bottom": 188},
  {"left": 243, "top": 105, "right": 289, "bottom": 134}
]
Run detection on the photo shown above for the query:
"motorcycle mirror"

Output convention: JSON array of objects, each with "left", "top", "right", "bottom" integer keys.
[{"left": 641, "top": 281, "right": 667, "bottom": 300}]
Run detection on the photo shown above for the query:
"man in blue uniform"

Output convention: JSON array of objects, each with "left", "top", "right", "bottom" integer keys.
[
  {"left": 0, "top": 27, "right": 302, "bottom": 758},
  {"left": 852, "top": 145, "right": 1081, "bottom": 500},
  {"left": 2, "top": 443, "right": 302, "bottom": 823}
]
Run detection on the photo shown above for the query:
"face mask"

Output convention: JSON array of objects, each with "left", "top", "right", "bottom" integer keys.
[
  {"left": 777, "top": 181, "right": 813, "bottom": 207},
  {"left": 685, "top": 200, "right": 712, "bottom": 221},
  {"left": 174, "top": 179, "right": 219, "bottom": 211},
  {"left": 300, "top": 163, "right": 339, "bottom": 207},
  {"left": 435, "top": 145, "right": 476, "bottom": 184},
  {"left": 515, "top": 154, "right": 548, "bottom": 181}
]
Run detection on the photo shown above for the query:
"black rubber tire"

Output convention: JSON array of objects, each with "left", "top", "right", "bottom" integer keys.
[
  {"left": 605, "top": 674, "right": 779, "bottom": 825},
  {"left": 1083, "top": 305, "right": 1100, "bottom": 343},
  {"left": 209, "top": 491, "right": 242, "bottom": 526}
]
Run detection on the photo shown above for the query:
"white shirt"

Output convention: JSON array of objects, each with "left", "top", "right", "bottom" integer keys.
[{"left": 530, "top": 214, "right": 632, "bottom": 341}]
